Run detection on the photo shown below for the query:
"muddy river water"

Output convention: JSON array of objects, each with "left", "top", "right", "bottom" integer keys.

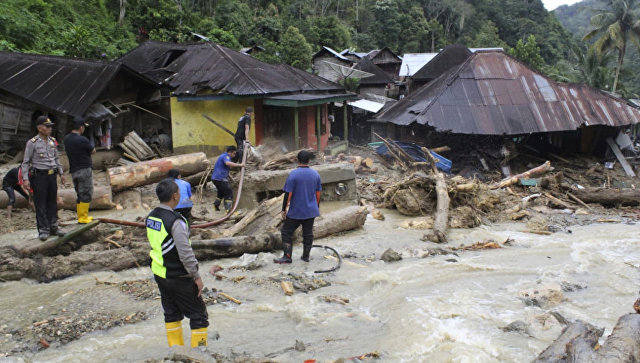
[{"left": 1, "top": 209, "right": 638, "bottom": 362}]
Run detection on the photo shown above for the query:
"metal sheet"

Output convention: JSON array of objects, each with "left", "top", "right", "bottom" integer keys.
[{"left": 373, "top": 50, "right": 640, "bottom": 135}]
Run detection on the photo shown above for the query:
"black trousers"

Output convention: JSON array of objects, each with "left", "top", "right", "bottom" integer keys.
[
  {"left": 175, "top": 207, "right": 192, "bottom": 224},
  {"left": 3, "top": 184, "right": 28, "bottom": 206},
  {"left": 234, "top": 136, "right": 244, "bottom": 162},
  {"left": 31, "top": 172, "right": 58, "bottom": 233},
  {"left": 212, "top": 180, "right": 233, "bottom": 200},
  {"left": 281, "top": 217, "right": 315, "bottom": 247},
  {"left": 154, "top": 275, "right": 209, "bottom": 329}
]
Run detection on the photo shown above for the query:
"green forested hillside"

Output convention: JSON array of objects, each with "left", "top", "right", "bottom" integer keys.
[
  {"left": 554, "top": 0, "right": 640, "bottom": 96},
  {"left": 0, "top": 0, "right": 574, "bottom": 68}
]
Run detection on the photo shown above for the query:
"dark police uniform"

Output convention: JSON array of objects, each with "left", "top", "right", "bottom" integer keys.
[
  {"left": 146, "top": 204, "right": 208, "bottom": 347},
  {"left": 22, "top": 127, "right": 64, "bottom": 237}
]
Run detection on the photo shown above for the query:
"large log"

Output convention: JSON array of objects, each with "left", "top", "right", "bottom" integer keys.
[
  {"left": 191, "top": 233, "right": 281, "bottom": 260},
  {"left": 59, "top": 149, "right": 123, "bottom": 171},
  {"left": 107, "top": 152, "right": 209, "bottom": 192},
  {"left": 0, "top": 186, "right": 114, "bottom": 210},
  {"left": 596, "top": 313, "right": 640, "bottom": 362},
  {"left": 571, "top": 188, "right": 640, "bottom": 207},
  {"left": 299, "top": 206, "right": 368, "bottom": 241},
  {"left": 424, "top": 171, "right": 450, "bottom": 243},
  {"left": 533, "top": 320, "right": 603, "bottom": 363}
]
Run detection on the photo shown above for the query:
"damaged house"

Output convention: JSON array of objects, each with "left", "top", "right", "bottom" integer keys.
[
  {"left": 0, "top": 52, "right": 166, "bottom": 154},
  {"left": 372, "top": 47, "right": 640, "bottom": 173},
  {"left": 120, "top": 41, "right": 356, "bottom": 154}
]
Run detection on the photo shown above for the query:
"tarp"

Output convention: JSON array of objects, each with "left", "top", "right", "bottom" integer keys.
[{"left": 374, "top": 141, "right": 451, "bottom": 173}]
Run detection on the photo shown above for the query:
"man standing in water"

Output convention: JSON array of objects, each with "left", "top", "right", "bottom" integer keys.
[
  {"left": 234, "top": 107, "right": 252, "bottom": 162},
  {"left": 22, "top": 116, "right": 66, "bottom": 241},
  {"left": 63, "top": 118, "right": 95, "bottom": 224},
  {"left": 146, "top": 179, "right": 209, "bottom": 347},
  {"left": 274, "top": 150, "right": 322, "bottom": 264}
]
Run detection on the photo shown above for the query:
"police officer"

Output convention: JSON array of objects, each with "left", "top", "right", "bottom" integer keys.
[
  {"left": 22, "top": 116, "right": 66, "bottom": 241},
  {"left": 146, "top": 179, "right": 209, "bottom": 347}
]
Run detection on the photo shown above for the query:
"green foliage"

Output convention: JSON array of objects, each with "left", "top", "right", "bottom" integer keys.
[
  {"left": 279, "top": 26, "right": 312, "bottom": 69},
  {"left": 340, "top": 77, "right": 360, "bottom": 92},
  {"left": 206, "top": 29, "right": 241, "bottom": 50},
  {"left": 509, "top": 35, "right": 546, "bottom": 70}
]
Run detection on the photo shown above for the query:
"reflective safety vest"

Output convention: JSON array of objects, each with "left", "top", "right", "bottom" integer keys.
[{"left": 146, "top": 207, "right": 190, "bottom": 278}]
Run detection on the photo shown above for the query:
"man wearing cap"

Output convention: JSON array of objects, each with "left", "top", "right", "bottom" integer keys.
[
  {"left": 22, "top": 115, "right": 66, "bottom": 240},
  {"left": 234, "top": 107, "right": 252, "bottom": 162},
  {"left": 64, "top": 118, "right": 95, "bottom": 224}
]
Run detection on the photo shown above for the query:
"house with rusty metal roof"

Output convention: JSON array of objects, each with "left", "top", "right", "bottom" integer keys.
[
  {"left": 121, "top": 41, "right": 356, "bottom": 154},
  {"left": 372, "top": 47, "right": 640, "bottom": 154},
  {"left": 0, "top": 51, "right": 164, "bottom": 153}
]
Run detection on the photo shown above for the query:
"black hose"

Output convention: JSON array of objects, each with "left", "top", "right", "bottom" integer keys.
[{"left": 311, "top": 244, "right": 341, "bottom": 274}]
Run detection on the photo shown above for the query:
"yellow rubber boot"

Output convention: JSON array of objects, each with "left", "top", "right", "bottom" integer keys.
[
  {"left": 165, "top": 321, "right": 184, "bottom": 347},
  {"left": 77, "top": 202, "right": 93, "bottom": 224},
  {"left": 191, "top": 327, "right": 207, "bottom": 347}
]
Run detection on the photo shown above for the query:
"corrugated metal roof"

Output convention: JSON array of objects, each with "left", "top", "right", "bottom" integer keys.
[
  {"left": 412, "top": 45, "right": 471, "bottom": 81},
  {"left": 349, "top": 99, "right": 385, "bottom": 113},
  {"left": 373, "top": 50, "right": 640, "bottom": 134},
  {"left": 0, "top": 52, "right": 121, "bottom": 117},
  {"left": 121, "top": 41, "right": 344, "bottom": 96},
  {"left": 353, "top": 58, "right": 393, "bottom": 85},
  {"left": 399, "top": 53, "right": 438, "bottom": 77}
]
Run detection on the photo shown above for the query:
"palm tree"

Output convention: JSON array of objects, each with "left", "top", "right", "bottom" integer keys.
[{"left": 583, "top": 0, "right": 640, "bottom": 93}]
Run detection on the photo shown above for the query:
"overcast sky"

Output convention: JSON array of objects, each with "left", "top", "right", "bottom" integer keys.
[{"left": 542, "top": 0, "right": 583, "bottom": 10}]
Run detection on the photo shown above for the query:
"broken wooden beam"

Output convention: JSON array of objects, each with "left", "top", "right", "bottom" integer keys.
[
  {"left": 606, "top": 137, "right": 636, "bottom": 177},
  {"left": 0, "top": 186, "right": 114, "bottom": 210},
  {"left": 491, "top": 161, "right": 552, "bottom": 189}
]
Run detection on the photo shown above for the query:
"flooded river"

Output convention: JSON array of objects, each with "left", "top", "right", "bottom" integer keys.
[{"left": 1, "top": 210, "right": 638, "bottom": 362}]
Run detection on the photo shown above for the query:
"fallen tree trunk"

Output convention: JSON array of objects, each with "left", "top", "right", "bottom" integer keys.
[
  {"left": 107, "top": 152, "right": 209, "bottom": 192},
  {"left": 570, "top": 188, "right": 640, "bottom": 207},
  {"left": 596, "top": 313, "right": 640, "bottom": 361},
  {"left": 296, "top": 206, "right": 368, "bottom": 241},
  {"left": 491, "top": 161, "right": 551, "bottom": 189},
  {"left": 21, "top": 220, "right": 101, "bottom": 257},
  {"left": 535, "top": 314, "right": 640, "bottom": 362},
  {"left": 59, "top": 150, "right": 123, "bottom": 171},
  {"left": 191, "top": 233, "right": 281, "bottom": 260},
  {"left": 533, "top": 320, "right": 603, "bottom": 363},
  {"left": 0, "top": 186, "right": 114, "bottom": 210},
  {"left": 424, "top": 171, "right": 450, "bottom": 243}
]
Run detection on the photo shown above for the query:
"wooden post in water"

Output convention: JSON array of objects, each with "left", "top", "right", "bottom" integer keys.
[{"left": 294, "top": 107, "right": 299, "bottom": 150}]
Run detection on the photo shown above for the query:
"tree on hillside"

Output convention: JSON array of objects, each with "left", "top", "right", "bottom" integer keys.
[
  {"left": 279, "top": 26, "right": 312, "bottom": 69},
  {"left": 509, "top": 34, "right": 545, "bottom": 70},
  {"left": 583, "top": 0, "right": 640, "bottom": 92}
]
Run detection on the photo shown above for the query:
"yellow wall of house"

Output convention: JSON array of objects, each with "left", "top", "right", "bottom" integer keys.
[{"left": 170, "top": 97, "right": 255, "bottom": 155}]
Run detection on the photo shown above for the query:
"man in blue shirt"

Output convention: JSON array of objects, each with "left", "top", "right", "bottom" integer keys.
[
  {"left": 167, "top": 169, "right": 193, "bottom": 223},
  {"left": 274, "top": 150, "right": 322, "bottom": 264},
  {"left": 211, "top": 146, "right": 244, "bottom": 213}
]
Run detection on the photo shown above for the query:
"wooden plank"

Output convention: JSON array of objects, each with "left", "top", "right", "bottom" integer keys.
[{"left": 606, "top": 137, "right": 636, "bottom": 177}]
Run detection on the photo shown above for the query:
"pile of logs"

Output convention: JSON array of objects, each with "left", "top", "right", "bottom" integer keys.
[
  {"left": 117, "top": 131, "right": 157, "bottom": 165},
  {"left": 325, "top": 154, "right": 377, "bottom": 174},
  {"left": 261, "top": 148, "right": 317, "bottom": 170}
]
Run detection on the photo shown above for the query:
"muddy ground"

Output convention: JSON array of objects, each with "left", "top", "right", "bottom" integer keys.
[{"left": 0, "top": 145, "right": 639, "bottom": 360}]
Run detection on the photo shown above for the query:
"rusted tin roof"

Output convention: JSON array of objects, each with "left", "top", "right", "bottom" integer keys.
[
  {"left": 0, "top": 51, "right": 120, "bottom": 117},
  {"left": 121, "top": 41, "right": 344, "bottom": 96},
  {"left": 373, "top": 50, "right": 640, "bottom": 134}
]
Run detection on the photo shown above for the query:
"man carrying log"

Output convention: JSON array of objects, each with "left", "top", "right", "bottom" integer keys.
[
  {"left": 167, "top": 169, "right": 193, "bottom": 223},
  {"left": 146, "top": 179, "right": 209, "bottom": 348},
  {"left": 211, "top": 146, "right": 244, "bottom": 213},
  {"left": 274, "top": 150, "right": 322, "bottom": 264},
  {"left": 234, "top": 107, "right": 252, "bottom": 162},
  {"left": 2, "top": 166, "right": 33, "bottom": 219},
  {"left": 63, "top": 118, "right": 96, "bottom": 224},
  {"left": 22, "top": 116, "right": 66, "bottom": 241}
]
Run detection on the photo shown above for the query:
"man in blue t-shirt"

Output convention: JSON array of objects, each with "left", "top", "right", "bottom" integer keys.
[
  {"left": 274, "top": 150, "right": 322, "bottom": 264},
  {"left": 211, "top": 146, "right": 244, "bottom": 213},
  {"left": 167, "top": 169, "right": 193, "bottom": 223}
]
